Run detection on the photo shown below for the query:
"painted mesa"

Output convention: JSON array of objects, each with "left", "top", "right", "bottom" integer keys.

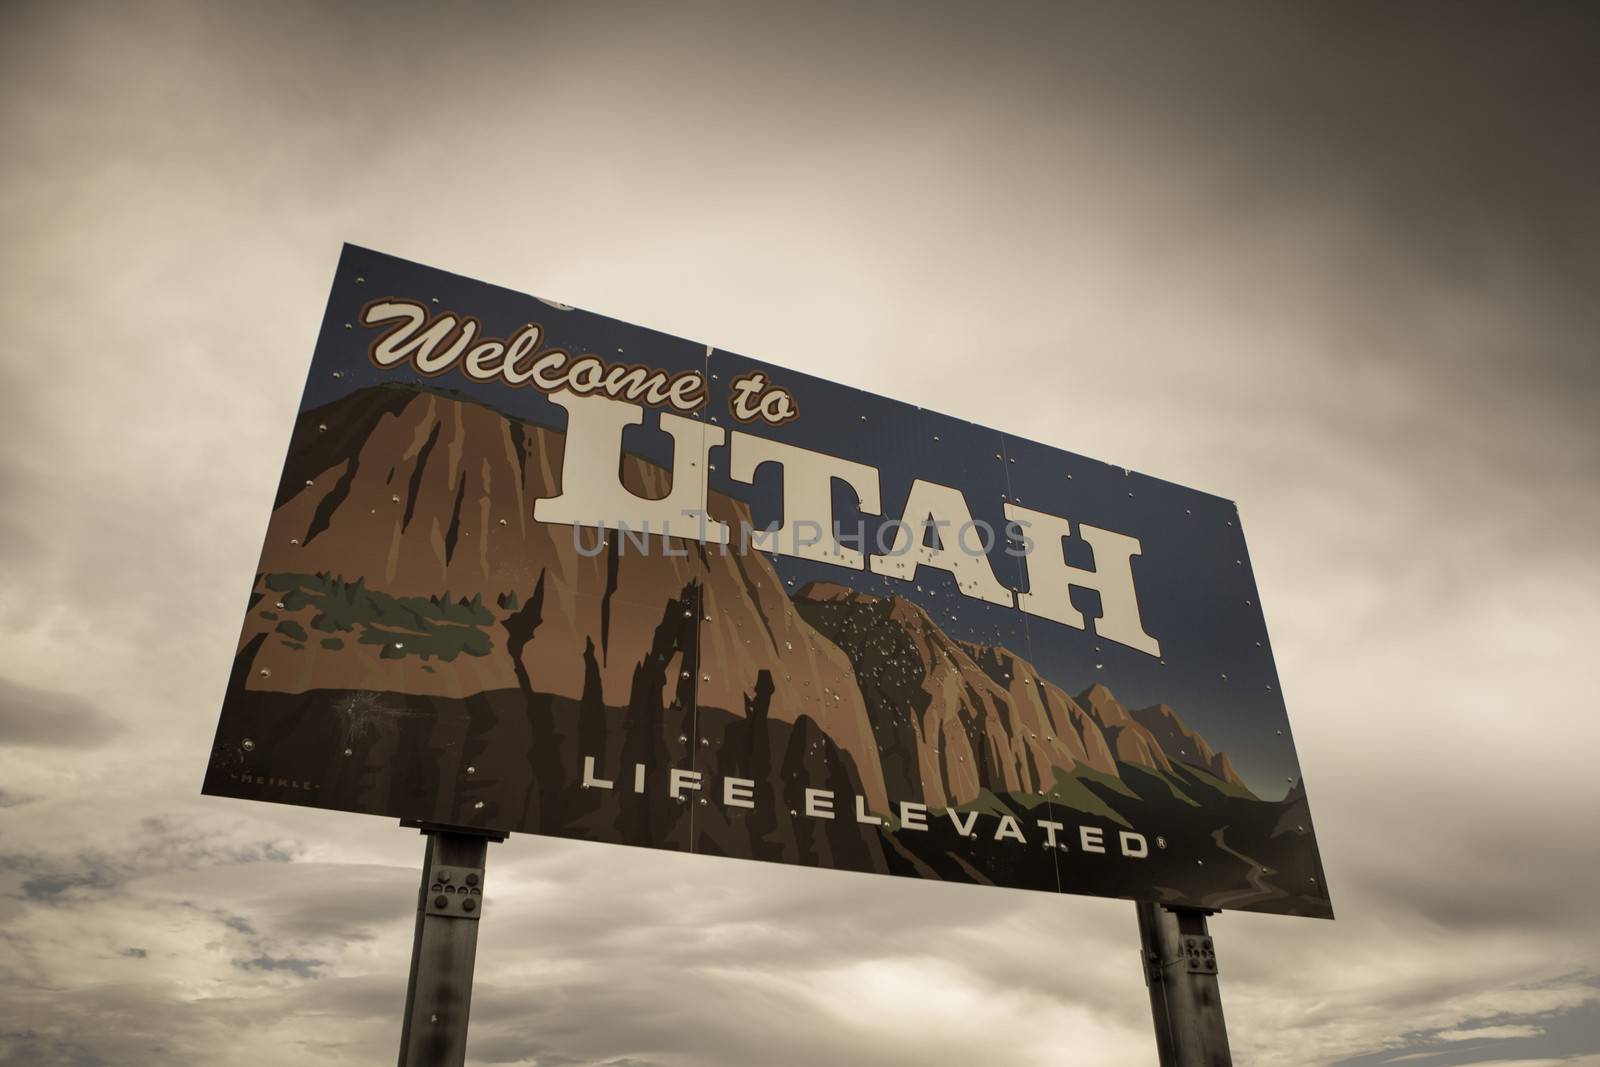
[{"left": 202, "top": 245, "right": 1332, "bottom": 919}]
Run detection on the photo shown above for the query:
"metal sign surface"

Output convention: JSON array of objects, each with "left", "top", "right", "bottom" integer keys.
[{"left": 203, "top": 245, "right": 1332, "bottom": 918}]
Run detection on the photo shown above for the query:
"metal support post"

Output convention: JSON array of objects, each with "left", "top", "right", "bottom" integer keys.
[
  {"left": 1136, "top": 901, "right": 1233, "bottom": 1066},
  {"left": 397, "top": 822, "right": 507, "bottom": 1067}
]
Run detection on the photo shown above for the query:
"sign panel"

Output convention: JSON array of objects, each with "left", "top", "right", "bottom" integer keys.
[{"left": 203, "top": 245, "right": 1332, "bottom": 918}]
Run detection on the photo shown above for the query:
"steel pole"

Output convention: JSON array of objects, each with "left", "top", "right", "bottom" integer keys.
[
  {"left": 397, "top": 824, "right": 504, "bottom": 1067},
  {"left": 1136, "top": 902, "right": 1233, "bottom": 1066}
]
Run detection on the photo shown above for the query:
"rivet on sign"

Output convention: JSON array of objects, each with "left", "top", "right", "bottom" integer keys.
[
  {"left": 462, "top": 899, "right": 476, "bottom": 912},
  {"left": 343, "top": 748, "right": 352, "bottom": 757},
  {"left": 258, "top": 668, "right": 271, "bottom": 678},
  {"left": 242, "top": 738, "right": 256, "bottom": 751},
  {"left": 434, "top": 895, "right": 448, "bottom": 908},
  {"left": 344, "top": 323, "right": 352, "bottom": 330},
  {"left": 356, "top": 276, "right": 365, "bottom": 283},
  {"left": 465, "top": 873, "right": 479, "bottom": 887},
  {"left": 473, "top": 801, "right": 484, "bottom": 809},
  {"left": 466, "top": 765, "right": 476, "bottom": 774},
  {"left": 332, "top": 371, "right": 343, "bottom": 379}
]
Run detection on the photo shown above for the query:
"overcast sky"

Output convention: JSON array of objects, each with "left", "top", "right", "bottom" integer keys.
[{"left": 2, "top": 2, "right": 1598, "bottom": 1065}]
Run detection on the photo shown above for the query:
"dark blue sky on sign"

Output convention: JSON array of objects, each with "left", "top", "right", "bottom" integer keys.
[{"left": 303, "top": 245, "right": 1303, "bottom": 796}]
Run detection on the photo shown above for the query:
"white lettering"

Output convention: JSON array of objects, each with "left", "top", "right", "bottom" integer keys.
[
  {"left": 947, "top": 810, "right": 980, "bottom": 837},
  {"left": 994, "top": 815, "right": 1026, "bottom": 843},
  {"left": 898, "top": 801, "right": 929, "bottom": 831},
  {"left": 1004, "top": 502, "right": 1161, "bottom": 656},
  {"left": 500, "top": 325, "right": 544, "bottom": 384},
  {"left": 871, "top": 480, "right": 1013, "bottom": 606},
  {"left": 463, "top": 340, "right": 506, "bottom": 381},
  {"left": 582, "top": 756, "right": 614, "bottom": 790},
  {"left": 724, "top": 776, "right": 756, "bottom": 809},
  {"left": 805, "top": 788, "right": 835, "bottom": 820},
  {"left": 360, "top": 299, "right": 704, "bottom": 411},
  {"left": 534, "top": 392, "right": 729, "bottom": 544},
  {"left": 729, "top": 432, "right": 881, "bottom": 568},
  {"left": 668, "top": 768, "right": 702, "bottom": 799}
]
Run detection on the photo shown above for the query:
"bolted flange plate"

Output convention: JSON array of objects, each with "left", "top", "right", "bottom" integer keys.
[
  {"left": 1182, "top": 934, "right": 1217, "bottom": 975},
  {"left": 426, "top": 865, "right": 485, "bottom": 920}
]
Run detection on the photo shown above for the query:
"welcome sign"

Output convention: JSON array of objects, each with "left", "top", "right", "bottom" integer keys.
[{"left": 203, "top": 245, "right": 1332, "bottom": 918}]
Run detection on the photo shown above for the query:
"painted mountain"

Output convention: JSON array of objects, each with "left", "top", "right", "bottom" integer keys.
[{"left": 206, "top": 382, "right": 1331, "bottom": 918}]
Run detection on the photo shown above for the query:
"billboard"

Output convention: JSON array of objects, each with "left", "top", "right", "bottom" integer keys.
[{"left": 203, "top": 245, "right": 1332, "bottom": 919}]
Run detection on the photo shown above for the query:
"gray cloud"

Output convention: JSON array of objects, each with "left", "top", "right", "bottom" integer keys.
[
  {"left": 0, "top": 676, "right": 120, "bottom": 749},
  {"left": 234, "top": 954, "right": 325, "bottom": 980}
]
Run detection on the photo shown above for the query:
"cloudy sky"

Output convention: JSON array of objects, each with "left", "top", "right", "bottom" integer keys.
[{"left": 2, "top": 2, "right": 1598, "bottom": 1064}]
